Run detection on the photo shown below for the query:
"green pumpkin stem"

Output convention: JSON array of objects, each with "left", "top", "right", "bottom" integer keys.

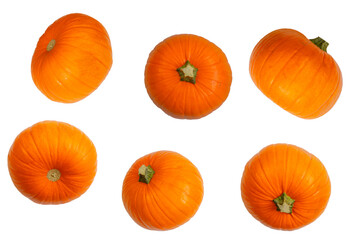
[
  {"left": 138, "top": 165, "right": 155, "bottom": 184},
  {"left": 310, "top": 37, "right": 329, "bottom": 52},
  {"left": 273, "top": 193, "right": 295, "bottom": 214},
  {"left": 177, "top": 60, "right": 198, "bottom": 84}
]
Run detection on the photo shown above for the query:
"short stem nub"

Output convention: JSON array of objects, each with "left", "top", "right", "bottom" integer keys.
[
  {"left": 310, "top": 37, "right": 329, "bottom": 52},
  {"left": 47, "top": 39, "right": 56, "bottom": 51},
  {"left": 273, "top": 193, "right": 295, "bottom": 214},
  {"left": 177, "top": 60, "right": 198, "bottom": 84},
  {"left": 138, "top": 165, "right": 155, "bottom": 184},
  {"left": 47, "top": 169, "right": 61, "bottom": 182}
]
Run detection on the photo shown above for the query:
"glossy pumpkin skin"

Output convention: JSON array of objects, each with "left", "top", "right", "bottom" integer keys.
[
  {"left": 241, "top": 144, "right": 331, "bottom": 230},
  {"left": 145, "top": 34, "right": 232, "bottom": 119},
  {"left": 250, "top": 29, "right": 342, "bottom": 119},
  {"left": 31, "top": 13, "right": 112, "bottom": 103},
  {"left": 8, "top": 121, "right": 97, "bottom": 204},
  {"left": 122, "top": 151, "right": 204, "bottom": 230}
]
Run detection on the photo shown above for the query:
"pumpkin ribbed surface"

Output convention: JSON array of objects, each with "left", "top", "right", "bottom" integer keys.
[
  {"left": 122, "top": 151, "right": 204, "bottom": 230},
  {"left": 241, "top": 144, "right": 331, "bottom": 230},
  {"left": 31, "top": 13, "right": 112, "bottom": 103},
  {"left": 145, "top": 34, "right": 232, "bottom": 119},
  {"left": 8, "top": 121, "right": 97, "bottom": 204},
  {"left": 249, "top": 29, "right": 342, "bottom": 119}
]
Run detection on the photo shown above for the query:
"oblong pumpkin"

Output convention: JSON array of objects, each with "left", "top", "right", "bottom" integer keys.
[
  {"left": 31, "top": 13, "right": 113, "bottom": 103},
  {"left": 8, "top": 121, "right": 97, "bottom": 204},
  {"left": 241, "top": 144, "right": 331, "bottom": 230},
  {"left": 122, "top": 151, "right": 204, "bottom": 230},
  {"left": 249, "top": 28, "right": 342, "bottom": 119},
  {"left": 145, "top": 34, "right": 232, "bottom": 119}
]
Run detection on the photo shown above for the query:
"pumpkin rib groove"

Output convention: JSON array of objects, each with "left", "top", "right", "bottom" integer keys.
[
  {"left": 194, "top": 89, "right": 214, "bottom": 118},
  {"left": 8, "top": 151, "right": 42, "bottom": 175},
  {"left": 61, "top": 25, "right": 111, "bottom": 41},
  {"left": 286, "top": 155, "right": 315, "bottom": 197},
  {"left": 156, "top": 81, "right": 183, "bottom": 110},
  {"left": 283, "top": 146, "right": 299, "bottom": 194},
  {"left": 266, "top": 43, "right": 309, "bottom": 95},
  {"left": 151, "top": 183, "right": 190, "bottom": 219},
  {"left": 276, "top": 56, "right": 315, "bottom": 109},
  {"left": 140, "top": 188, "right": 165, "bottom": 229},
  {"left": 250, "top": 33, "right": 283, "bottom": 73},
  {"left": 35, "top": 57, "right": 71, "bottom": 102},
  {"left": 153, "top": 174, "right": 203, "bottom": 204},
  {"left": 45, "top": 55, "right": 83, "bottom": 101},
  {"left": 58, "top": 36, "right": 112, "bottom": 57},
  {"left": 56, "top": 41, "right": 110, "bottom": 70},
  {"left": 28, "top": 180, "right": 50, "bottom": 204},
  {"left": 283, "top": 53, "right": 325, "bottom": 112},
  {"left": 132, "top": 187, "right": 151, "bottom": 229},
  {"left": 282, "top": 145, "right": 289, "bottom": 192},
  {"left": 295, "top": 165, "right": 328, "bottom": 200},
  {"left": 254, "top": 36, "right": 294, "bottom": 85},
  {"left": 9, "top": 146, "right": 45, "bottom": 171},
  {"left": 51, "top": 48, "right": 98, "bottom": 90},
  {"left": 273, "top": 54, "right": 313, "bottom": 106},
  {"left": 301, "top": 62, "right": 342, "bottom": 118},
  {"left": 163, "top": 40, "right": 185, "bottom": 66},
  {"left": 139, "top": 189, "right": 158, "bottom": 230},
  {"left": 198, "top": 74, "right": 231, "bottom": 85},
  {"left": 242, "top": 168, "right": 272, "bottom": 201},
  {"left": 29, "top": 131, "right": 50, "bottom": 168},
  {"left": 145, "top": 191, "right": 168, "bottom": 229},
  {"left": 145, "top": 75, "right": 178, "bottom": 91},
  {"left": 148, "top": 186, "right": 179, "bottom": 228},
  {"left": 149, "top": 49, "right": 178, "bottom": 68},
  {"left": 194, "top": 86, "right": 217, "bottom": 114},
  {"left": 196, "top": 79, "right": 225, "bottom": 101},
  {"left": 48, "top": 55, "right": 88, "bottom": 96},
  {"left": 257, "top": 152, "right": 279, "bottom": 196}
]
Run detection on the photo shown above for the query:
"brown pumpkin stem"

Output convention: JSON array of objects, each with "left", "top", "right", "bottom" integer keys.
[
  {"left": 47, "top": 39, "right": 56, "bottom": 51},
  {"left": 310, "top": 37, "right": 329, "bottom": 52},
  {"left": 138, "top": 165, "right": 155, "bottom": 184},
  {"left": 273, "top": 193, "right": 295, "bottom": 214},
  {"left": 177, "top": 60, "right": 198, "bottom": 84},
  {"left": 47, "top": 169, "right": 61, "bottom": 182}
]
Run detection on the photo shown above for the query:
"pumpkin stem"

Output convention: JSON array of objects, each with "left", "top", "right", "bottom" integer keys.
[
  {"left": 47, "top": 169, "right": 61, "bottom": 182},
  {"left": 138, "top": 165, "right": 155, "bottom": 184},
  {"left": 310, "top": 37, "right": 329, "bottom": 52},
  {"left": 273, "top": 193, "right": 295, "bottom": 214},
  {"left": 47, "top": 39, "right": 56, "bottom": 51},
  {"left": 177, "top": 60, "right": 198, "bottom": 84}
]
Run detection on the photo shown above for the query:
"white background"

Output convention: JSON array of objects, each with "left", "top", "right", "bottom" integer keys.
[{"left": 0, "top": 0, "right": 358, "bottom": 239}]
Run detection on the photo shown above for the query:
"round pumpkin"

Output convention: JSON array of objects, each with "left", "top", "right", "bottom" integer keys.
[
  {"left": 8, "top": 121, "right": 97, "bottom": 204},
  {"left": 241, "top": 144, "right": 331, "bottom": 230},
  {"left": 122, "top": 151, "right": 204, "bottom": 230},
  {"left": 249, "top": 28, "right": 342, "bottom": 119},
  {"left": 31, "top": 13, "right": 113, "bottom": 103},
  {"left": 145, "top": 34, "right": 232, "bottom": 119}
]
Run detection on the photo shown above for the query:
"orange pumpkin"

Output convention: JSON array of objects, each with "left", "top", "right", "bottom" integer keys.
[
  {"left": 122, "top": 151, "right": 204, "bottom": 230},
  {"left": 31, "top": 13, "right": 112, "bottom": 103},
  {"left": 249, "top": 28, "right": 342, "bottom": 119},
  {"left": 8, "top": 121, "right": 97, "bottom": 204},
  {"left": 145, "top": 34, "right": 232, "bottom": 119},
  {"left": 241, "top": 144, "right": 331, "bottom": 230}
]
